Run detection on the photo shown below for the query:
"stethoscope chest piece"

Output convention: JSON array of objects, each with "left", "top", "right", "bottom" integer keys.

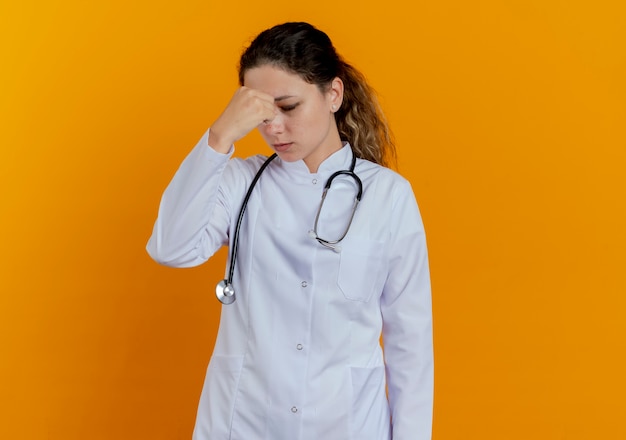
[{"left": 216, "top": 279, "right": 236, "bottom": 304}]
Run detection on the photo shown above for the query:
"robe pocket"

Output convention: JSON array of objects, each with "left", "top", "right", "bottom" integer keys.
[
  {"left": 198, "top": 355, "right": 244, "bottom": 438},
  {"left": 337, "top": 240, "right": 386, "bottom": 302},
  {"left": 350, "top": 365, "right": 391, "bottom": 440},
  {"left": 208, "top": 354, "right": 244, "bottom": 402}
]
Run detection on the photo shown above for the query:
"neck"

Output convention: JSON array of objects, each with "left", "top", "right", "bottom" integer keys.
[{"left": 304, "top": 127, "right": 344, "bottom": 172}]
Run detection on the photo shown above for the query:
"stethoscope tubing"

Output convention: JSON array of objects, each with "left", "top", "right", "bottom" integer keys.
[
  {"left": 216, "top": 149, "right": 361, "bottom": 304},
  {"left": 227, "top": 153, "right": 277, "bottom": 284},
  {"left": 312, "top": 154, "right": 362, "bottom": 248},
  {"left": 216, "top": 153, "right": 277, "bottom": 305}
]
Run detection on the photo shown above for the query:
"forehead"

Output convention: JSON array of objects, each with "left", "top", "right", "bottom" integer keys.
[{"left": 243, "top": 65, "right": 320, "bottom": 98}]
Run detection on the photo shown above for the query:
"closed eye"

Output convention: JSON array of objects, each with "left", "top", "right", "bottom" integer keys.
[{"left": 280, "top": 103, "right": 299, "bottom": 112}]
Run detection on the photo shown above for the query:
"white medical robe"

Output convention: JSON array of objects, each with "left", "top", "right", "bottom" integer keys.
[{"left": 147, "top": 129, "right": 433, "bottom": 440}]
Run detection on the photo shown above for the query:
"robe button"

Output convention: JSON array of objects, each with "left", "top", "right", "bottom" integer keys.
[
  {"left": 301, "top": 281, "right": 308, "bottom": 288},
  {"left": 312, "top": 179, "right": 318, "bottom": 185},
  {"left": 291, "top": 406, "right": 298, "bottom": 413},
  {"left": 296, "top": 344, "right": 303, "bottom": 350}
]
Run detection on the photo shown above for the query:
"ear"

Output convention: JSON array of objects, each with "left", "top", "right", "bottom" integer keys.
[{"left": 328, "top": 77, "right": 344, "bottom": 112}]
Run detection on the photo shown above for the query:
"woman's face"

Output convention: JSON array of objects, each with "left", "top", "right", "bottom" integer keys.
[{"left": 243, "top": 64, "right": 343, "bottom": 173}]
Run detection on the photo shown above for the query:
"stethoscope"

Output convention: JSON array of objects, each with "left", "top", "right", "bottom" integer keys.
[{"left": 215, "top": 149, "right": 363, "bottom": 304}]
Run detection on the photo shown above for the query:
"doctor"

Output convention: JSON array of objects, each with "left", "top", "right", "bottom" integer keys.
[{"left": 147, "top": 22, "right": 433, "bottom": 440}]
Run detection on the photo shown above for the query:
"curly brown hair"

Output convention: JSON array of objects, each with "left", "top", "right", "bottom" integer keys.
[{"left": 238, "top": 22, "right": 397, "bottom": 168}]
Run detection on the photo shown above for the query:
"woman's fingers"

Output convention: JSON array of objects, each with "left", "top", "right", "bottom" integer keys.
[{"left": 209, "top": 87, "right": 277, "bottom": 151}]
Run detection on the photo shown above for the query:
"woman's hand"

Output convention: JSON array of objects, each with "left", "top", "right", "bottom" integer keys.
[{"left": 208, "top": 87, "right": 277, "bottom": 153}]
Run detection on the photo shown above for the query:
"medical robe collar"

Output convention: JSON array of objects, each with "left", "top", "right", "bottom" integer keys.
[{"left": 276, "top": 141, "right": 353, "bottom": 179}]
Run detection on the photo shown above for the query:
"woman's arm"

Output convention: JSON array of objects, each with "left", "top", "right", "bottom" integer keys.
[
  {"left": 146, "top": 129, "right": 234, "bottom": 267},
  {"left": 380, "top": 179, "right": 434, "bottom": 440},
  {"left": 147, "top": 85, "right": 279, "bottom": 267}
]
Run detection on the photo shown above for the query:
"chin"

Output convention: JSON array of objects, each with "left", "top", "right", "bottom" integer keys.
[{"left": 275, "top": 151, "right": 302, "bottom": 162}]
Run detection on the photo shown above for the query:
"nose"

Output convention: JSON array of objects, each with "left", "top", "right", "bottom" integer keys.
[{"left": 264, "top": 113, "right": 285, "bottom": 134}]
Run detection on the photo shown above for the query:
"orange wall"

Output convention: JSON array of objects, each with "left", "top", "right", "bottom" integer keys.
[{"left": 1, "top": 1, "right": 625, "bottom": 439}]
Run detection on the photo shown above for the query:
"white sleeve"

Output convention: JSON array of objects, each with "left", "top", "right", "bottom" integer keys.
[
  {"left": 380, "top": 180, "right": 434, "bottom": 440},
  {"left": 146, "top": 129, "right": 235, "bottom": 268}
]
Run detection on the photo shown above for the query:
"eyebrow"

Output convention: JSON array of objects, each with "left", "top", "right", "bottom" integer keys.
[{"left": 274, "top": 95, "right": 296, "bottom": 102}]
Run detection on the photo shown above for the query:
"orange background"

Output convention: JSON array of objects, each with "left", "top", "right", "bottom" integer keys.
[{"left": 1, "top": 1, "right": 625, "bottom": 439}]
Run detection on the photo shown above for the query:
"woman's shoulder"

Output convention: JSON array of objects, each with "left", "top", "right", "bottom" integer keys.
[
  {"left": 356, "top": 158, "right": 412, "bottom": 189},
  {"left": 217, "top": 154, "right": 275, "bottom": 197},
  {"left": 224, "top": 153, "right": 274, "bottom": 178},
  {"left": 228, "top": 153, "right": 271, "bottom": 169}
]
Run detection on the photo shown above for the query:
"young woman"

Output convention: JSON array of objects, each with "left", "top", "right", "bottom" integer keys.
[{"left": 147, "top": 22, "right": 433, "bottom": 440}]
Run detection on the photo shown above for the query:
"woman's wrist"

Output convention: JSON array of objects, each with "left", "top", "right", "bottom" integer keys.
[{"left": 207, "top": 128, "right": 233, "bottom": 154}]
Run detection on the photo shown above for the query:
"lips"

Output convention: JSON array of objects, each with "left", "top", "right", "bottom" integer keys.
[{"left": 273, "top": 142, "right": 293, "bottom": 152}]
